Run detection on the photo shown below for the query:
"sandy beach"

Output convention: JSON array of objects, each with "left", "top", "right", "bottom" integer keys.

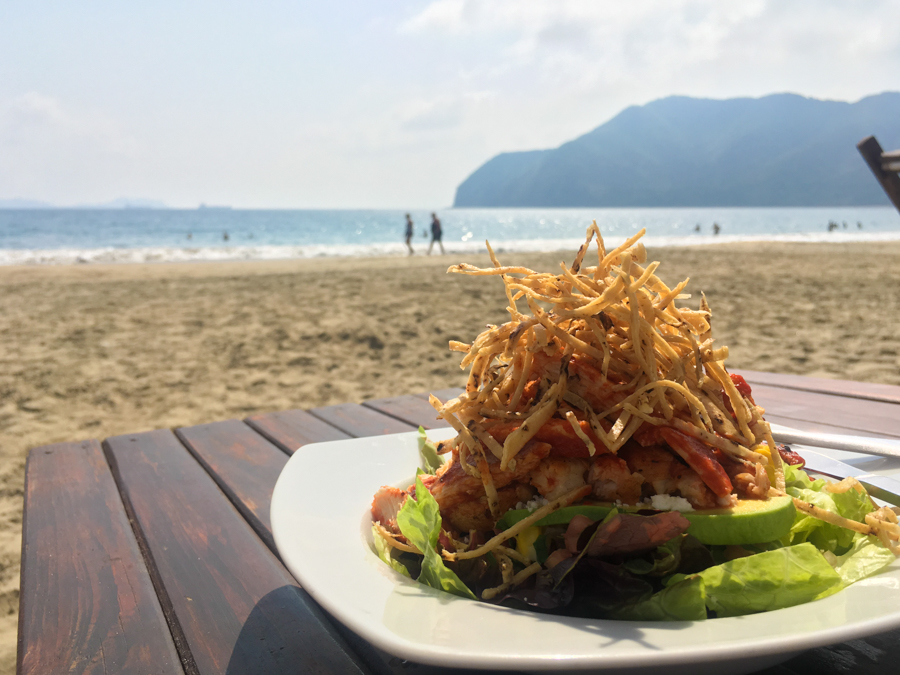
[{"left": 1, "top": 240, "right": 899, "bottom": 670}]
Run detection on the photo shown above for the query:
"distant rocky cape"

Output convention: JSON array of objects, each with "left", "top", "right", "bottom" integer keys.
[{"left": 453, "top": 92, "right": 900, "bottom": 207}]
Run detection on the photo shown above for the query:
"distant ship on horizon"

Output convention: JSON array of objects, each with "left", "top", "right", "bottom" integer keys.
[{"left": 197, "top": 203, "right": 233, "bottom": 211}]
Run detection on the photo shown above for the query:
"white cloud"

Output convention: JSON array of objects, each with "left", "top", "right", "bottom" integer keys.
[
  {"left": 399, "top": 91, "right": 493, "bottom": 132},
  {"left": 400, "top": 0, "right": 900, "bottom": 98},
  {"left": 0, "top": 93, "right": 142, "bottom": 202},
  {"left": 401, "top": 96, "right": 466, "bottom": 131},
  {"left": 1, "top": 93, "right": 138, "bottom": 155}
]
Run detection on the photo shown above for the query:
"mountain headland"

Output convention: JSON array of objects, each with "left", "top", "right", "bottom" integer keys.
[{"left": 454, "top": 93, "right": 900, "bottom": 207}]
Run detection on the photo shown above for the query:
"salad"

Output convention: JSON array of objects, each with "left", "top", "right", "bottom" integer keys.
[{"left": 371, "top": 225, "right": 900, "bottom": 620}]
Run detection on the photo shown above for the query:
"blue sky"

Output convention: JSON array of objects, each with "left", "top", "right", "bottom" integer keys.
[{"left": 2, "top": 1, "right": 899, "bottom": 208}]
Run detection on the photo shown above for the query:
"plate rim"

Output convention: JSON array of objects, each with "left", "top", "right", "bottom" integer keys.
[{"left": 271, "top": 429, "right": 900, "bottom": 672}]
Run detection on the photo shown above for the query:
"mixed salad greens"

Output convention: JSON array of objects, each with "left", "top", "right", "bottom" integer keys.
[{"left": 372, "top": 429, "right": 897, "bottom": 621}]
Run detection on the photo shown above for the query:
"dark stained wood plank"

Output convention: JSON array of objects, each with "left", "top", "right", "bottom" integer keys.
[
  {"left": 778, "top": 626, "right": 900, "bottom": 675},
  {"left": 363, "top": 395, "right": 449, "bottom": 429},
  {"left": 103, "top": 429, "right": 371, "bottom": 675},
  {"left": 763, "top": 413, "right": 900, "bottom": 439},
  {"left": 750, "top": 384, "right": 900, "bottom": 439},
  {"left": 18, "top": 440, "right": 182, "bottom": 675},
  {"left": 308, "top": 403, "right": 416, "bottom": 437},
  {"left": 244, "top": 408, "right": 351, "bottom": 455},
  {"left": 174, "top": 424, "right": 486, "bottom": 675},
  {"left": 735, "top": 369, "right": 900, "bottom": 405},
  {"left": 418, "top": 387, "right": 465, "bottom": 404},
  {"left": 175, "top": 420, "right": 287, "bottom": 554},
  {"left": 750, "top": 665, "right": 800, "bottom": 675}
]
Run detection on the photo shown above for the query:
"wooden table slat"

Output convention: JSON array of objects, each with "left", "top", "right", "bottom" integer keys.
[
  {"left": 245, "top": 408, "right": 351, "bottom": 455},
  {"left": 778, "top": 625, "right": 900, "bottom": 675},
  {"left": 175, "top": 420, "right": 289, "bottom": 555},
  {"left": 176, "top": 420, "right": 478, "bottom": 675},
  {"left": 762, "top": 413, "right": 899, "bottom": 439},
  {"left": 735, "top": 369, "right": 900, "bottom": 405},
  {"left": 416, "top": 388, "right": 464, "bottom": 404},
  {"left": 104, "top": 429, "right": 372, "bottom": 675},
  {"left": 308, "top": 403, "right": 416, "bottom": 437},
  {"left": 751, "top": 383, "right": 900, "bottom": 439},
  {"left": 18, "top": 440, "right": 182, "bottom": 675},
  {"left": 363, "top": 395, "right": 450, "bottom": 430}
]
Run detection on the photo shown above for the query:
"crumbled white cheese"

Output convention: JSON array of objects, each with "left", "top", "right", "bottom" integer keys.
[
  {"left": 515, "top": 495, "right": 550, "bottom": 512},
  {"left": 649, "top": 494, "right": 694, "bottom": 512}
]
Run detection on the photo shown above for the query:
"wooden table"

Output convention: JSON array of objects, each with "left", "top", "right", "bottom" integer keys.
[{"left": 17, "top": 372, "right": 900, "bottom": 675}]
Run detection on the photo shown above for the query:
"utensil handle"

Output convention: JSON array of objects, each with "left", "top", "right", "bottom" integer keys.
[
  {"left": 771, "top": 427, "right": 900, "bottom": 460},
  {"left": 800, "top": 449, "right": 900, "bottom": 507}
]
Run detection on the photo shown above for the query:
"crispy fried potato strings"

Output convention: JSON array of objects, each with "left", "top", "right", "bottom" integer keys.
[{"left": 434, "top": 224, "right": 771, "bottom": 470}]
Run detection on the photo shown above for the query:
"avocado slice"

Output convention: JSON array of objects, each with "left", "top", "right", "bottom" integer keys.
[
  {"left": 682, "top": 495, "right": 795, "bottom": 545},
  {"left": 495, "top": 496, "right": 795, "bottom": 546}
]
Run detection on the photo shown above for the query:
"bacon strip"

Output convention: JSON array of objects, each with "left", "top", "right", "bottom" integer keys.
[{"left": 584, "top": 511, "right": 690, "bottom": 557}]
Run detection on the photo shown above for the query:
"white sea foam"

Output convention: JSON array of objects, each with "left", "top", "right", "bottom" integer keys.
[{"left": 2, "top": 230, "right": 900, "bottom": 266}]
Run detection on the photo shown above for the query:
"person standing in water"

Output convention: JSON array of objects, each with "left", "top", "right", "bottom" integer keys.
[
  {"left": 428, "top": 212, "right": 445, "bottom": 255},
  {"left": 404, "top": 213, "right": 414, "bottom": 255}
]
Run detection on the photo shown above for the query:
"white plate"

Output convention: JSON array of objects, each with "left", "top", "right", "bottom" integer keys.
[{"left": 271, "top": 429, "right": 900, "bottom": 674}]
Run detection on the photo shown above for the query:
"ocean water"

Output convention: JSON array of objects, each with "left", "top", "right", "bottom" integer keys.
[{"left": 0, "top": 206, "right": 898, "bottom": 265}]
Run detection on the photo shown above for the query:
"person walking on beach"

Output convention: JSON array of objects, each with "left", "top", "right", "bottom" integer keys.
[
  {"left": 428, "top": 212, "right": 445, "bottom": 255},
  {"left": 404, "top": 213, "right": 414, "bottom": 255}
]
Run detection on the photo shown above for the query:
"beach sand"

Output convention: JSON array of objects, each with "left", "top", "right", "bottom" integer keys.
[{"left": 1, "top": 240, "right": 899, "bottom": 670}]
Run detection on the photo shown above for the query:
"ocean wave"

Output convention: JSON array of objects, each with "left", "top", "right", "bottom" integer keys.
[{"left": 2, "top": 230, "right": 900, "bottom": 266}]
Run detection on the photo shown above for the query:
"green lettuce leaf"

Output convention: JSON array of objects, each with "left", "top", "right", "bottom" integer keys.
[
  {"left": 614, "top": 576, "right": 707, "bottom": 621},
  {"left": 623, "top": 535, "right": 682, "bottom": 577},
  {"left": 396, "top": 475, "right": 476, "bottom": 599},
  {"left": 786, "top": 487, "right": 855, "bottom": 551},
  {"left": 784, "top": 463, "right": 825, "bottom": 491},
  {"left": 784, "top": 463, "right": 876, "bottom": 524},
  {"left": 832, "top": 535, "right": 896, "bottom": 585},
  {"left": 372, "top": 523, "right": 411, "bottom": 578},
  {"left": 697, "top": 542, "right": 842, "bottom": 617},
  {"left": 785, "top": 465, "right": 877, "bottom": 554},
  {"left": 830, "top": 484, "right": 876, "bottom": 523},
  {"left": 417, "top": 426, "right": 444, "bottom": 474}
]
